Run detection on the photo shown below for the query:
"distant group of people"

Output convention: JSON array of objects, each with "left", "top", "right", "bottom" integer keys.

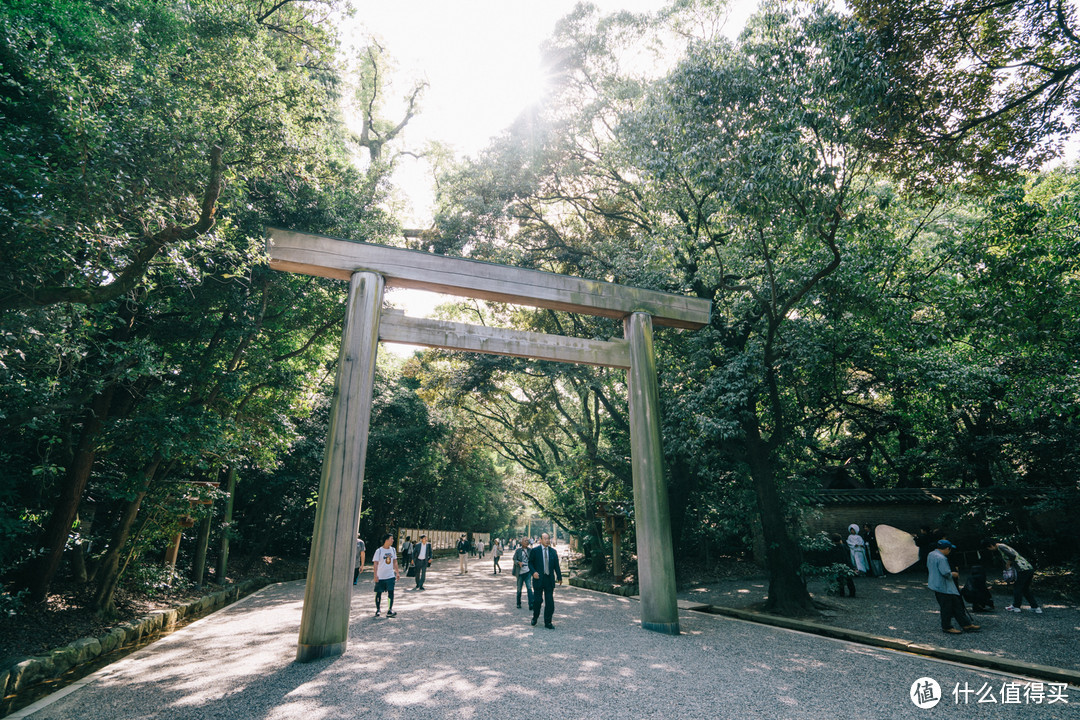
[
  {"left": 926, "top": 537, "right": 1042, "bottom": 634},
  {"left": 814, "top": 523, "right": 885, "bottom": 599},
  {"left": 352, "top": 531, "right": 563, "bottom": 627},
  {"left": 352, "top": 533, "right": 434, "bottom": 619},
  {"left": 815, "top": 522, "right": 1043, "bottom": 635},
  {"left": 454, "top": 532, "right": 564, "bottom": 627},
  {"left": 918, "top": 527, "right": 1041, "bottom": 633}
]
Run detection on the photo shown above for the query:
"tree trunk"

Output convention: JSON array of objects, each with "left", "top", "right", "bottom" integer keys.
[
  {"left": 92, "top": 455, "right": 161, "bottom": 616},
  {"left": 190, "top": 513, "right": 212, "bottom": 587},
  {"left": 69, "top": 533, "right": 88, "bottom": 584},
  {"left": 589, "top": 527, "right": 607, "bottom": 575},
  {"left": 666, "top": 457, "right": 699, "bottom": 560},
  {"left": 215, "top": 466, "right": 238, "bottom": 582},
  {"left": 26, "top": 387, "right": 115, "bottom": 601},
  {"left": 744, "top": 422, "right": 816, "bottom": 615}
]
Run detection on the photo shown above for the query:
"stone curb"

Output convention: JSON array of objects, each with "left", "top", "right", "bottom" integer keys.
[
  {"left": 0, "top": 573, "right": 305, "bottom": 703},
  {"left": 563, "top": 583, "right": 1080, "bottom": 689},
  {"left": 568, "top": 576, "right": 638, "bottom": 597},
  {"left": 689, "top": 603, "right": 1080, "bottom": 689}
]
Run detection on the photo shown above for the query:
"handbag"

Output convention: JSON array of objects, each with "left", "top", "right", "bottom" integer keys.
[
  {"left": 406, "top": 566, "right": 417, "bottom": 577},
  {"left": 1002, "top": 567, "right": 1017, "bottom": 583}
]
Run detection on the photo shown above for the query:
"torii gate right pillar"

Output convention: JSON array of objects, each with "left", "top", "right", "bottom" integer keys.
[{"left": 625, "top": 312, "right": 680, "bottom": 635}]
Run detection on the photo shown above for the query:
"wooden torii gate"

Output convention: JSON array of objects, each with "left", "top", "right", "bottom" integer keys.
[{"left": 266, "top": 227, "right": 712, "bottom": 662}]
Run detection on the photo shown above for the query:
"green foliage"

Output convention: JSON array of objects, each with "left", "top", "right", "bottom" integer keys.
[
  {"left": 798, "top": 531, "right": 854, "bottom": 581},
  {"left": 850, "top": 0, "right": 1080, "bottom": 189},
  {"left": 428, "top": 0, "right": 1080, "bottom": 612},
  {"left": 0, "top": 0, "right": 404, "bottom": 611},
  {"left": 231, "top": 358, "right": 515, "bottom": 557},
  {"left": 121, "top": 562, "right": 191, "bottom": 598},
  {"left": 4, "top": 0, "right": 1078, "bottom": 619}
]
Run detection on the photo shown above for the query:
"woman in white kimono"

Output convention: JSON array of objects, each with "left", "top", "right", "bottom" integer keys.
[{"left": 847, "top": 523, "right": 870, "bottom": 575}]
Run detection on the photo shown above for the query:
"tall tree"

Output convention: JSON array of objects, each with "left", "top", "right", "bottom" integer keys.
[{"left": 0, "top": 0, "right": 402, "bottom": 609}]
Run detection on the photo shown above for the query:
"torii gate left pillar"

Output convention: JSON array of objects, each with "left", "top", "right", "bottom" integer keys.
[
  {"left": 268, "top": 228, "right": 711, "bottom": 663},
  {"left": 296, "top": 272, "right": 383, "bottom": 662}
]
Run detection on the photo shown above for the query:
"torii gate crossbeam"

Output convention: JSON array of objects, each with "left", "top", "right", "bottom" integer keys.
[{"left": 266, "top": 228, "right": 711, "bottom": 662}]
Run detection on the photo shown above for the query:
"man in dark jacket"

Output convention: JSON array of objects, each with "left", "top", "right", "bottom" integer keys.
[
  {"left": 456, "top": 534, "right": 469, "bottom": 574},
  {"left": 961, "top": 565, "right": 994, "bottom": 612},
  {"left": 412, "top": 534, "right": 432, "bottom": 590},
  {"left": 529, "top": 532, "right": 562, "bottom": 629}
]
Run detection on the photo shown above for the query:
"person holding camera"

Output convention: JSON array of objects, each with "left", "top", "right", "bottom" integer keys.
[{"left": 983, "top": 538, "right": 1042, "bottom": 614}]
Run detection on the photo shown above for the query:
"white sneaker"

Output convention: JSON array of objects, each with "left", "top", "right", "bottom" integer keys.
[
  {"left": 1005, "top": 605, "right": 1021, "bottom": 612},
  {"left": 1034, "top": 607, "right": 1043, "bottom": 614}
]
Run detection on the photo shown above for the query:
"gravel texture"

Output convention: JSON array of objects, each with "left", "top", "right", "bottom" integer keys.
[
  {"left": 679, "top": 569, "right": 1080, "bottom": 672},
  {"left": 15, "top": 557, "right": 1080, "bottom": 720}
]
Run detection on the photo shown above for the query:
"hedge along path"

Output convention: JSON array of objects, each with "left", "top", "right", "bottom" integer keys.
[{"left": 266, "top": 227, "right": 712, "bottom": 662}]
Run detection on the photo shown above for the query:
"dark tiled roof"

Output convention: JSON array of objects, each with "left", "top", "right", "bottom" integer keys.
[{"left": 807, "top": 488, "right": 1052, "bottom": 506}]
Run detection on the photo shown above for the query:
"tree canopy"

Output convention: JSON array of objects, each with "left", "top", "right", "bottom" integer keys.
[{"left": 2, "top": 0, "right": 1077, "bottom": 623}]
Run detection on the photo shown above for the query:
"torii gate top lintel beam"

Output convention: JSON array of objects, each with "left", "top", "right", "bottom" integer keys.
[{"left": 266, "top": 227, "right": 711, "bottom": 330}]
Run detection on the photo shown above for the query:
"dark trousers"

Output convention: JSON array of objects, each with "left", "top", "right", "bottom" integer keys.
[
  {"left": 935, "top": 591, "right": 968, "bottom": 629},
  {"left": 1013, "top": 568, "right": 1039, "bottom": 609},
  {"left": 532, "top": 577, "right": 556, "bottom": 624},
  {"left": 833, "top": 574, "right": 855, "bottom": 597},
  {"left": 414, "top": 561, "right": 427, "bottom": 588}
]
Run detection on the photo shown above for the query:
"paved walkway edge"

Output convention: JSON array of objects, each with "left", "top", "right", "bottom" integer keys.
[
  {"left": 3, "top": 581, "right": 291, "bottom": 720},
  {"left": 674, "top": 599, "right": 1080, "bottom": 688}
]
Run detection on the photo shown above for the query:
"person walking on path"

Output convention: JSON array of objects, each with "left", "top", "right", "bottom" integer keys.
[
  {"left": 353, "top": 535, "right": 366, "bottom": 585},
  {"left": 983, "top": 538, "right": 1042, "bottom": 613},
  {"left": 927, "top": 540, "right": 979, "bottom": 634},
  {"left": 493, "top": 538, "right": 503, "bottom": 574},
  {"left": 457, "top": 534, "right": 469, "bottom": 574},
  {"left": 412, "top": 534, "right": 431, "bottom": 590},
  {"left": 400, "top": 536, "right": 413, "bottom": 574},
  {"left": 529, "top": 532, "right": 561, "bottom": 629},
  {"left": 513, "top": 538, "right": 534, "bottom": 609},
  {"left": 372, "top": 533, "right": 400, "bottom": 618},
  {"left": 477, "top": 538, "right": 485, "bottom": 559}
]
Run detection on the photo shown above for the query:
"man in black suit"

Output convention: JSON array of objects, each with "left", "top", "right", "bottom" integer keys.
[
  {"left": 412, "top": 534, "right": 432, "bottom": 590},
  {"left": 529, "top": 532, "right": 562, "bottom": 629}
]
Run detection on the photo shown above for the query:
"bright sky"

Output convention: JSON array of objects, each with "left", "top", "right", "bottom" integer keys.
[
  {"left": 342, "top": 1, "right": 758, "bottom": 332},
  {"left": 344, "top": 1, "right": 758, "bottom": 224}
]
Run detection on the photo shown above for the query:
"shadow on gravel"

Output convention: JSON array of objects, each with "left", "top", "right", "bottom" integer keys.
[
  {"left": 22, "top": 563, "right": 1079, "bottom": 720},
  {"left": 679, "top": 571, "right": 1080, "bottom": 671}
]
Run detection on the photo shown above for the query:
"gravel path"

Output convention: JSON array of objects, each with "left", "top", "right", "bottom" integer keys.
[
  {"left": 679, "top": 570, "right": 1080, "bottom": 671},
  {"left": 15, "top": 559, "right": 1080, "bottom": 720}
]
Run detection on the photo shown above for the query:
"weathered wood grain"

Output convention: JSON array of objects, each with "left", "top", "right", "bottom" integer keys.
[
  {"left": 266, "top": 227, "right": 711, "bottom": 329},
  {"left": 296, "top": 272, "right": 384, "bottom": 662},
  {"left": 378, "top": 310, "right": 631, "bottom": 368}
]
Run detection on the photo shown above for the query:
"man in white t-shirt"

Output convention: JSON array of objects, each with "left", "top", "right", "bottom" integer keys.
[{"left": 372, "top": 533, "right": 400, "bottom": 618}]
